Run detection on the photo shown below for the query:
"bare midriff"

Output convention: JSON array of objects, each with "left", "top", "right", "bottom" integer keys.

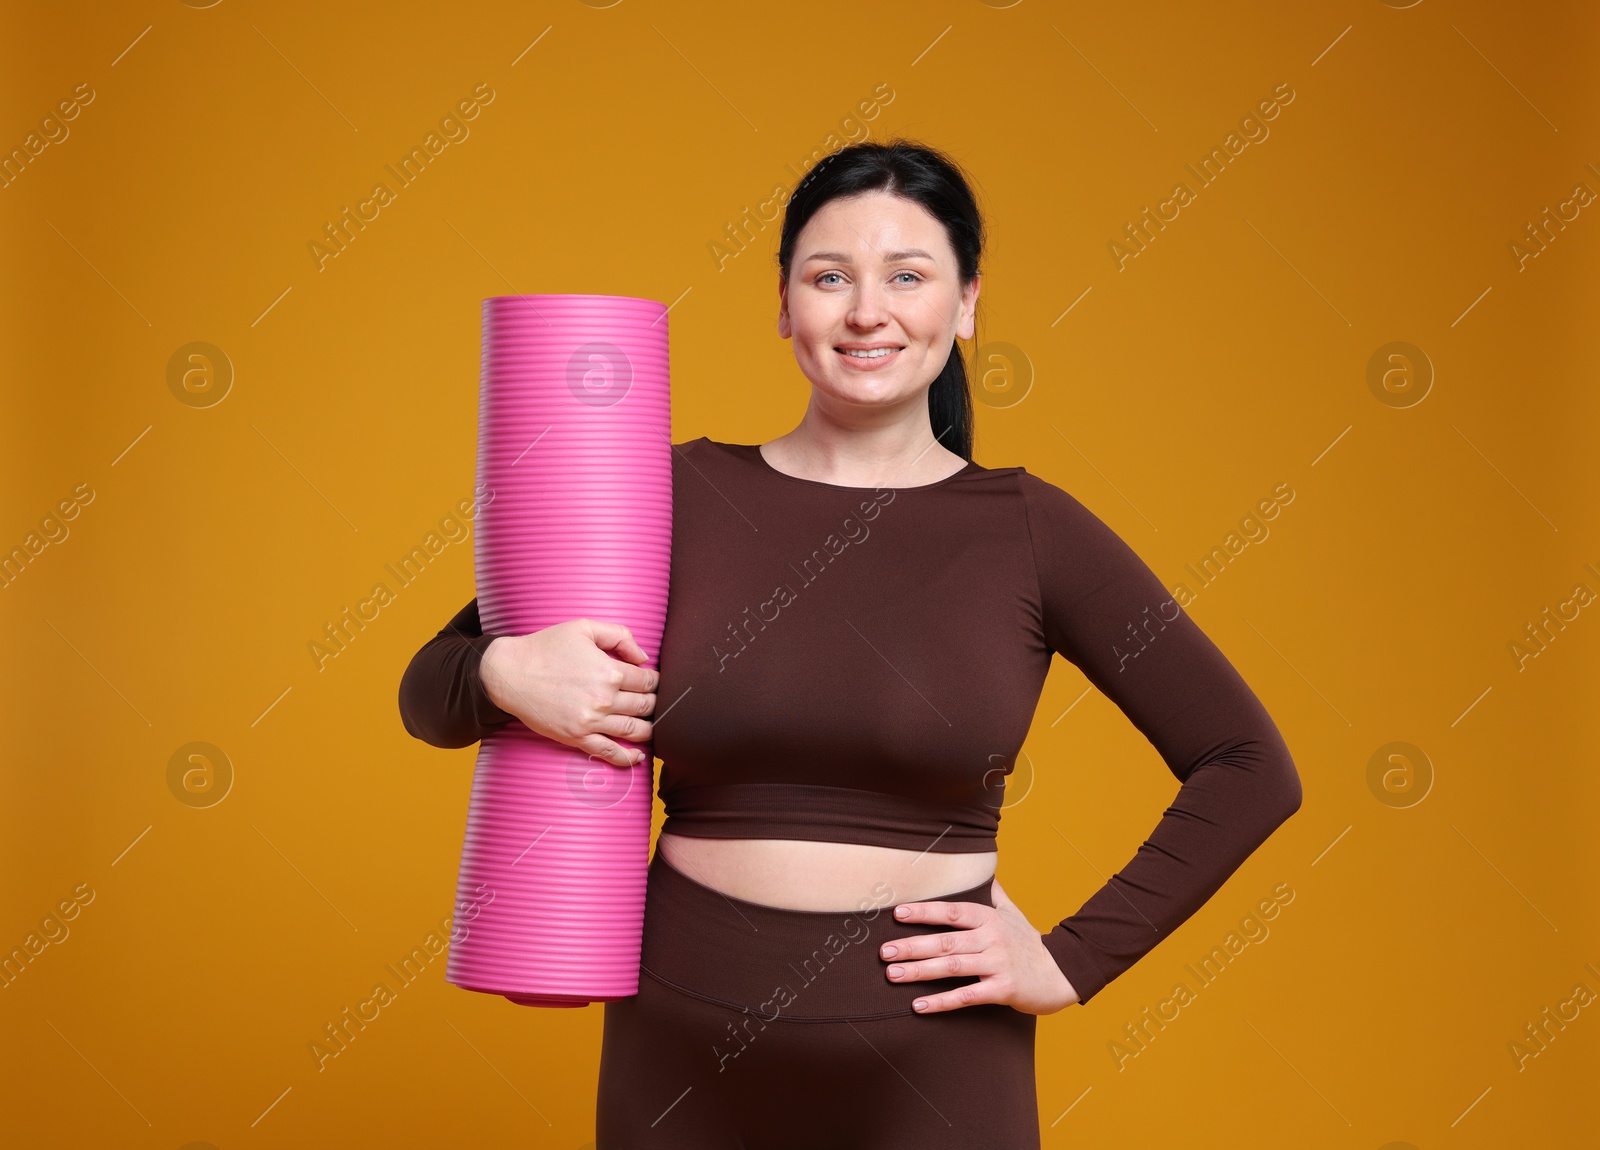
[{"left": 656, "top": 831, "right": 998, "bottom": 913}]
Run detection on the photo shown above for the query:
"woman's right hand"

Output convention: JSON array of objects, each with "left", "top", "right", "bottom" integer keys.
[{"left": 477, "top": 618, "right": 658, "bottom": 767}]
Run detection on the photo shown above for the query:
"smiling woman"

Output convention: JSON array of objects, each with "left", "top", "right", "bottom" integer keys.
[
  {"left": 765, "top": 159, "right": 983, "bottom": 482},
  {"left": 399, "top": 138, "right": 1301, "bottom": 1148}
]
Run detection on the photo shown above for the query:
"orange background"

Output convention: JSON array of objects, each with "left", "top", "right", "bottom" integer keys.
[{"left": 2, "top": 1, "right": 1596, "bottom": 1146}]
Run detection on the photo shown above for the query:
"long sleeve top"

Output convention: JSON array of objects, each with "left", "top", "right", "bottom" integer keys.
[{"left": 398, "top": 436, "right": 1302, "bottom": 1005}]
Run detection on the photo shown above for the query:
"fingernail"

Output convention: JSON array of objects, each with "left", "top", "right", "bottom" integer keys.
[
  {"left": 895, "top": 905, "right": 909, "bottom": 917},
  {"left": 887, "top": 965, "right": 903, "bottom": 978},
  {"left": 913, "top": 999, "right": 928, "bottom": 1011},
  {"left": 880, "top": 944, "right": 897, "bottom": 958}
]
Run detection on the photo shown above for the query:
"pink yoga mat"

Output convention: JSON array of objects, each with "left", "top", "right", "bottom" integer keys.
[{"left": 446, "top": 293, "right": 671, "bottom": 1008}]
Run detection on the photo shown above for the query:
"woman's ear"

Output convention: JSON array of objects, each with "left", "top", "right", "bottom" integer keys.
[
  {"left": 777, "top": 275, "right": 792, "bottom": 339},
  {"left": 956, "top": 273, "right": 981, "bottom": 341}
]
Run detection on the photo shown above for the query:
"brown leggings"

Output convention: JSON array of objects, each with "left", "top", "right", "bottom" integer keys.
[{"left": 595, "top": 846, "right": 1041, "bottom": 1149}]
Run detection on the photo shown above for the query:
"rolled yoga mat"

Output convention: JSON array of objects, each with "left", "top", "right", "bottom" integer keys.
[{"left": 446, "top": 294, "right": 671, "bottom": 1008}]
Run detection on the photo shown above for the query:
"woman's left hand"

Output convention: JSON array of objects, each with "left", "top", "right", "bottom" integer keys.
[{"left": 879, "top": 877, "right": 1080, "bottom": 1016}]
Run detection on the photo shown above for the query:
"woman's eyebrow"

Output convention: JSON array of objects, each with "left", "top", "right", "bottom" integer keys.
[{"left": 800, "top": 248, "right": 935, "bottom": 264}]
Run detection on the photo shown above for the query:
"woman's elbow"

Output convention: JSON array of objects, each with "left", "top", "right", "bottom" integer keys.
[
  {"left": 397, "top": 665, "right": 470, "bottom": 750},
  {"left": 1277, "top": 757, "right": 1303, "bottom": 822},
  {"left": 1232, "top": 722, "right": 1302, "bottom": 830},
  {"left": 399, "top": 707, "right": 474, "bottom": 750},
  {"left": 1266, "top": 739, "right": 1303, "bottom": 826}
]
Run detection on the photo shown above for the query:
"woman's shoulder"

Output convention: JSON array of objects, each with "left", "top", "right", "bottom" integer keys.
[
  {"left": 1008, "top": 465, "right": 1090, "bottom": 513},
  {"left": 671, "top": 435, "right": 739, "bottom": 455},
  {"left": 670, "top": 436, "right": 749, "bottom": 467},
  {"left": 958, "top": 465, "right": 1132, "bottom": 564}
]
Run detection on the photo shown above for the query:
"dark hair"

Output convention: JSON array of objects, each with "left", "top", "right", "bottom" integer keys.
[{"left": 776, "top": 139, "right": 985, "bottom": 462}]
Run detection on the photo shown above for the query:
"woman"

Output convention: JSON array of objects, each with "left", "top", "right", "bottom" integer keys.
[{"left": 399, "top": 139, "right": 1302, "bottom": 1148}]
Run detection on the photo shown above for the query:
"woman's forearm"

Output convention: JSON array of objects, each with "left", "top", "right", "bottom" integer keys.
[{"left": 1040, "top": 729, "right": 1301, "bottom": 1005}]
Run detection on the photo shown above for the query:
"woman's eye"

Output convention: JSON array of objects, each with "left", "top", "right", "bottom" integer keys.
[{"left": 815, "top": 270, "right": 920, "bottom": 286}]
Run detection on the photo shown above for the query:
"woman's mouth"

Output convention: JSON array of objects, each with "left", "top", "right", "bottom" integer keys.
[{"left": 835, "top": 346, "right": 903, "bottom": 368}]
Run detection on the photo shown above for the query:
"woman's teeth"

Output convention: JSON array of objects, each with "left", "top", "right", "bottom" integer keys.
[{"left": 842, "top": 348, "right": 898, "bottom": 358}]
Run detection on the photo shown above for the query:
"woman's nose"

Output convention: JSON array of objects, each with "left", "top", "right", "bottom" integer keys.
[{"left": 848, "top": 280, "right": 888, "bottom": 327}]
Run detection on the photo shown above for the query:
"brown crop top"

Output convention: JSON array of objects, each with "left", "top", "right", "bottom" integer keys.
[{"left": 398, "top": 436, "right": 1302, "bottom": 1004}]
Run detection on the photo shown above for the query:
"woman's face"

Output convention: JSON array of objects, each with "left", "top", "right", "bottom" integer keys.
[{"left": 778, "top": 189, "right": 979, "bottom": 416}]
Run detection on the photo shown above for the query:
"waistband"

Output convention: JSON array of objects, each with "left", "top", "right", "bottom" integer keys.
[{"left": 637, "top": 845, "right": 997, "bottom": 1022}]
